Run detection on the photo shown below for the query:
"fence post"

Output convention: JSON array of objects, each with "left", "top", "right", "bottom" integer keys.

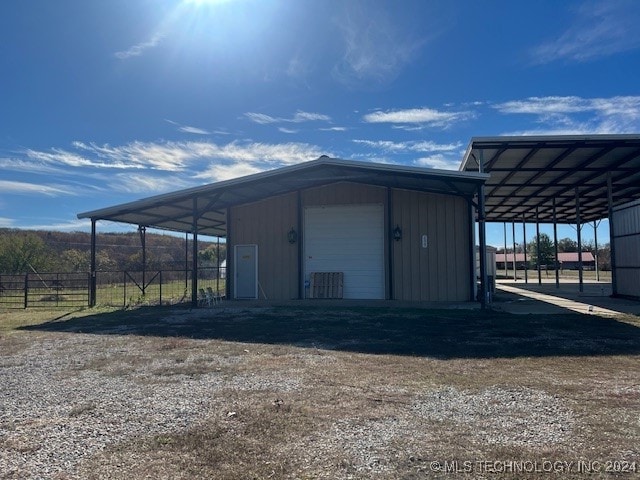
[
  {"left": 123, "top": 271, "right": 127, "bottom": 308},
  {"left": 159, "top": 270, "right": 163, "bottom": 306},
  {"left": 24, "top": 273, "right": 28, "bottom": 309}
]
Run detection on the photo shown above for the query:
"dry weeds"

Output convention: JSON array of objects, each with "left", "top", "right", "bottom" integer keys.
[{"left": 0, "top": 306, "right": 639, "bottom": 479}]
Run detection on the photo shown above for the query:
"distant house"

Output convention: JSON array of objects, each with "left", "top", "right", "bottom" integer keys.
[
  {"left": 495, "top": 251, "right": 595, "bottom": 270},
  {"left": 495, "top": 253, "right": 530, "bottom": 270},
  {"left": 557, "top": 252, "right": 595, "bottom": 270}
]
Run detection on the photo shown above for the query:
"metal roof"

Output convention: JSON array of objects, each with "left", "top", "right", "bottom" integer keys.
[
  {"left": 460, "top": 134, "right": 640, "bottom": 224},
  {"left": 78, "top": 157, "right": 488, "bottom": 237}
]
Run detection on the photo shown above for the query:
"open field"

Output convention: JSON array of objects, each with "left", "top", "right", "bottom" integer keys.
[
  {"left": 1, "top": 305, "right": 639, "bottom": 479},
  {"left": 0, "top": 274, "right": 226, "bottom": 309},
  {"left": 496, "top": 269, "right": 613, "bottom": 283}
]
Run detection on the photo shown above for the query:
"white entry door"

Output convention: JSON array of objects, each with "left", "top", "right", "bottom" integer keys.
[
  {"left": 304, "top": 204, "right": 384, "bottom": 299},
  {"left": 234, "top": 244, "right": 258, "bottom": 299}
]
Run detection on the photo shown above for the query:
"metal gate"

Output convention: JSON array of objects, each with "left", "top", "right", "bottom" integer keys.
[{"left": 0, "top": 272, "right": 90, "bottom": 309}]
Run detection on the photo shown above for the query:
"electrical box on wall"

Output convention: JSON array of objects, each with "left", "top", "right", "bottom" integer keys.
[{"left": 421, "top": 234, "right": 428, "bottom": 248}]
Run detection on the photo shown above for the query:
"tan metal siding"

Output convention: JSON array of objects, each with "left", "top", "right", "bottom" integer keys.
[
  {"left": 392, "top": 189, "right": 470, "bottom": 301},
  {"left": 302, "top": 182, "right": 387, "bottom": 206},
  {"left": 230, "top": 192, "right": 298, "bottom": 300},
  {"left": 612, "top": 199, "right": 640, "bottom": 298}
]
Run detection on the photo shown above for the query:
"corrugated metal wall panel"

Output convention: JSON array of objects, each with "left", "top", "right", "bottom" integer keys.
[
  {"left": 302, "top": 182, "right": 386, "bottom": 206},
  {"left": 392, "top": 190, "right": 470, "bottom": 301},
  {"left": 230, "top": 192, "right": 298, "bottom": 300},
  {"left": 228, "top": 182, "right": 474, "bottom": 302},
  {"left": 613, "top": 199, "right": 640, "bottom": 299}
]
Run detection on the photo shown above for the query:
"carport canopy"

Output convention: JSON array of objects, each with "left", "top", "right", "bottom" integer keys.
[
  {"left": 460, "top": 134, "right": 640, "bottom": 224},
  {"left": 78, "top": 157, "right": 489, "bottom": 236}
]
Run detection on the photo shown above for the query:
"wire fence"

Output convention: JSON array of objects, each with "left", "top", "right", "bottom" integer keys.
[{"left": 0, "top": 267, "right": 226, "bottom": 309}]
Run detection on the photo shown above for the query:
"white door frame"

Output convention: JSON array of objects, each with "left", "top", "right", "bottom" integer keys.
[{"left": 234, "top": 244, "right": 258, "bottom": 299}]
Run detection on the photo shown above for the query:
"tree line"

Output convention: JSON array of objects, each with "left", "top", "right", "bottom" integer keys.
[
  {"left": 0, "top": 229, "right": 226, "bottom": 275},
  {"left": 496, "top": 234, "right": 611, "bottom": 270}
]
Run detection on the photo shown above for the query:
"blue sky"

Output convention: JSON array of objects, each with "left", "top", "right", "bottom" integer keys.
[{"left": 1, "top": 0, "right": 639, "bottom": 247}]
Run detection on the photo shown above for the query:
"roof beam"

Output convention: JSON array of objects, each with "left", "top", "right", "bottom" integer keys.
[{"left": 485, "top": 147, "right": 540, "bottom": 197}]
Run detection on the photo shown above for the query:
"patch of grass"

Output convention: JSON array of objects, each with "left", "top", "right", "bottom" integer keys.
[
  {"left": 2, "top": 306, "right": 639, "bottom": 479},
  {"left": 69, "top": 402, "right": 97, "bottom": 417},
  {"left": 83, "top": 394, "right": 316, "bottom": 479},
  {"left": 20, "top": 304, "right": 640, "bottom": 359}
]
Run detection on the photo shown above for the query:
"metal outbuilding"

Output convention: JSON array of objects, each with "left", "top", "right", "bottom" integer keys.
[
  {"left": 79, "top": 157, "right": 489, "bottom": 306},
  {"left": 79, "top": 134, "right": 640, "bottom": 306}
]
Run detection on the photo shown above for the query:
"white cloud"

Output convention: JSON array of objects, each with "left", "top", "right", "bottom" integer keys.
[
  {"left": 111, "top": 173, "right": 193, "bottom": 194},
  {"left": 244, "top": 112, "right": 279, "bottom": 124},
  {"left": 0, "top": 157, "right": 75, "bottom": 175},
  {"left": 166, "top": 119, "right": 211, "bottom": 135},
  {"left": 198, "top": 162, "right": 265, "bottom": 181},
  {"left": 114, "top": 33, "right": 164, "bottom": 59},
  {"left": 245, "top": 110, "right": 331, "bottom": 125},
  {"left": 494, "top": 95, "right": 640, "bottom": 134},
  {"left": 530, "top": 0, "right": 640, "bottom": 64},
  {"left": 320, "top": 126, "right": 348, "bottom": 132},
  {"left": 208, "top": 141, "right": 325, "bottom": 165},
  {"left": 414, "top": 154, "right": 460, "bottom": 170},
  {"left": 331, "top": 2, "right": 429, "bottom": 87},
  {"left": 353, "top": 139, "right": 461, "bottom": 153},
  {"left": 362, "top": 107, "right": 474, "bottom": 128},
  {"left": 24, "top": 139, "right": 325, "bottom": 176},
  {"left": 179, "top": 126, "right": 211, "bottom": 135},
  {"left": 20, "top": 219, "right": 95, "bottom": 231},
  {"left": 0, "top": 217, "right": 14, "bottom": 227},
  {"left": 278, "top": 127, "right": 299, "bottom": 134},
  {"left": 0, "top": 180, "right": 75, "bottom": 196},
  {"left": 292, "top": 111, "right": 330, "bottom": 122}
]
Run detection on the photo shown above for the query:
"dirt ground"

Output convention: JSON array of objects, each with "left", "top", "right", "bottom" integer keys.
[{"left": 1, "top": 305, "right": 639, "bottom": 479}]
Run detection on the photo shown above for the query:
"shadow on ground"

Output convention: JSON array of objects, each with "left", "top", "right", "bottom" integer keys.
[{"left": 20, "top": 305, "right": 640, "bottom": 359}]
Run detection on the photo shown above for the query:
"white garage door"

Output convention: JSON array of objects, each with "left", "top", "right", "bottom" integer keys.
[{"left": 304, "top": 204, "right": 384, "bottom": 299}]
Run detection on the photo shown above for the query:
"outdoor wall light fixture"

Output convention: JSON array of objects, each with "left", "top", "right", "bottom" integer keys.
[
  {"left": 287, "top": 227, "right": 298, "bottom": 244},
  {"left": 393, "top": 225, "right": 402, "bottom": 241}
]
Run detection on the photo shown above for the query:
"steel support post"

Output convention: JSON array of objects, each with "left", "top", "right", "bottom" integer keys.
[
  {"left": 593, "top": 221, "right": 599, "bottom": 282},
  {"left": 191, "top": 198, "right": 199, "bottom": 307},
  {"left": 512, "top": 222, "right": 517, "bottom": 280},
  {"left": 503, "top": 222, "right": 508, "bottom": 279},
  {"left": 553, "top": 197, "right": 559, "bottom": 289},
  {"left": 90, "top": 219, "right": 97, "bottom": 307},
  {"left": 536, "top": 207, "right": 541, "bottom": 285},
  {"left": 522, "top": 215, "right": 528, "bottom": 284},
  {"left": 607, "top": 173, "right": 618, "bottom": 295},
  {"left": 478, "top": 150, "right": 488, "bottom": 308},
  {"left": 138, "top": 225, "right": 146, "bottom": 297},
  {"left": 576, "top": 188, "right": 583, "bottom": 293}
]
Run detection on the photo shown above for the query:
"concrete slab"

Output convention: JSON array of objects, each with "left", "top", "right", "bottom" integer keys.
[{"left": 493, "top": 280, "right": 640, "bottom": 316}]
